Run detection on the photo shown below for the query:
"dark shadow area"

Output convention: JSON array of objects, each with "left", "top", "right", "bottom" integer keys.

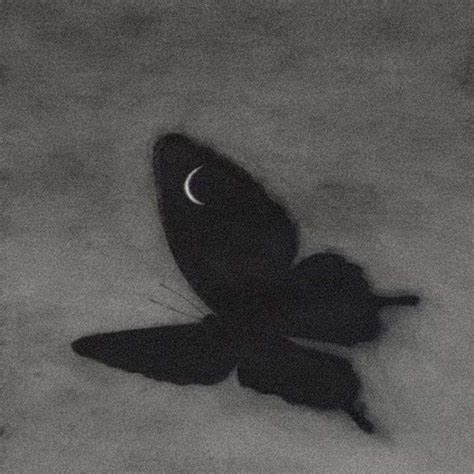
[{"left": 72, "top": 133, "right": 420, "bottom": 434}]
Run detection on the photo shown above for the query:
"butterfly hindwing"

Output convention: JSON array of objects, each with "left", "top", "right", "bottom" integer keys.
[
  {"left": 280, "top": 252, "right": 420, "bottom": 346},
  {"left": 237, "top": 336, "right": 375, "bottom": 433},
  {"left": 72, "top": 318, "right": 239, "bottom": 385}
]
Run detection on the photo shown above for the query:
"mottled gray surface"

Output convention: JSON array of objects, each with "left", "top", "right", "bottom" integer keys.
[{"left": 1, "top": 1, "right": 473, "bottom": 472}]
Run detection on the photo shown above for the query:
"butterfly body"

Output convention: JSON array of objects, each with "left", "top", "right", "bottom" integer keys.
[{"left": 72, "top": 133, "right": 420, "bottom": 434}]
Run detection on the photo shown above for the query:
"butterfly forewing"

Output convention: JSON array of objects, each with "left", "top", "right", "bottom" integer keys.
[
  {"left": 72, "top": 320, "right": 239, "bottom": 385},
  {"left": 153, "top": 133, "right": 298, "bottom": 316}
]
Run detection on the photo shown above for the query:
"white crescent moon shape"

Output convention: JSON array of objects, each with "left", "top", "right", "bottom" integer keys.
[{"left": 183, "top": 166, "right": 205, "bottom": 205}]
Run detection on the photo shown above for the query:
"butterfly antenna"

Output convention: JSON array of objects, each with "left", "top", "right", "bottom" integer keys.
[
  {"left": 158, "top": 282, "right": 207, "bottom": 316},
  {"left": 148, "top": 298, "right": 202, "bottom": 322}
]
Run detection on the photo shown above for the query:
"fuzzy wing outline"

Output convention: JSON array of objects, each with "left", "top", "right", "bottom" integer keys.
[{"left": 72, "top": 320, "right": 239, "bottom": 385}]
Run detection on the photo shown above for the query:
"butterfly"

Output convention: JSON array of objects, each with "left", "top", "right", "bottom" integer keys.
[{"left": 72, "top": 133, "right": 420, "bottom": 434}]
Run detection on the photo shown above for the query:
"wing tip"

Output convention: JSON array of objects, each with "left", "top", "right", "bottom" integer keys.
[
  {"left": 378, "top": 294, "right": 421, "bottom": 308},
  {"left": 71, "top": 334, "right": 111, "bottom": 361},
  {"left": 347, "top": 403, "right": 376, "bottom": 434},
  {"left": 71, "top": 336, "right": 89, "bottom": 357}
]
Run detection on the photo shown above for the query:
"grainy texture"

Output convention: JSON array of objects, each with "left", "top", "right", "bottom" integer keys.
[{"left": 1, "top": 0, "right": 473, "bottom": 472}]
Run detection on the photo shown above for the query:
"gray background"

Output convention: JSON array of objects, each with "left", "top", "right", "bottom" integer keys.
[{"left": 1, "top": 0, "right": 473, "bottom": 472}]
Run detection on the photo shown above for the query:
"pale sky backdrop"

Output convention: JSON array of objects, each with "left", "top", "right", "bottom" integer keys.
[{"left": 1, "top": 1, "right": 473, "bottom": 472}]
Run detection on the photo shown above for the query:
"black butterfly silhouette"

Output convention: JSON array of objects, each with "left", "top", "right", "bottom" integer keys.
[{"left": 72, "top": 133, "right": 420, "bottom": 434}]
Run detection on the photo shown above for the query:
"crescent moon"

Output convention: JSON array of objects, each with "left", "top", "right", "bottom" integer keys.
[{"left": 183, "top": 166, "right": 205, "bottom": 205}]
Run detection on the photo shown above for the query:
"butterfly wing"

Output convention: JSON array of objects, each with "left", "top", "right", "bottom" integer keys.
[
  {"left": 153, "top": 133, "right": 298, "bottom": 316},
  {"left": 237, "top": 336, "right": 375, "bottom": 433},
  {"left": 72, "top": 318, "right": 239, "bottom": 385},
  {"left": 280, "top": 252, "right": 420, "bottom": 346},
  {"left": 73, "top": 134, "right": 296, "bottom": 386}
]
